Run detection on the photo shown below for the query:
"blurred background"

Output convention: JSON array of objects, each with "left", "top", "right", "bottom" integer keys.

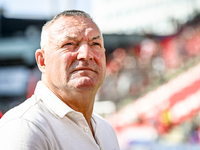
[{"left": 1, "top": 0, "right": 200, "bottom": 149}]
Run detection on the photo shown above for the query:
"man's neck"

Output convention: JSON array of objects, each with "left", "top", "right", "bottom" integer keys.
[
  {"left": 59, "top": 90, "right": 96, "bottom": 138},
  {"left": 55, "top": 88, "right": 96, "bottom": 124},
  {"left": 43, "top": 80, "right": 97, "bottom": 131}
]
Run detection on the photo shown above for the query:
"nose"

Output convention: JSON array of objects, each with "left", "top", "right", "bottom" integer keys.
[{"left": 77, "top": 44, "right": 94, "bottom": 61}]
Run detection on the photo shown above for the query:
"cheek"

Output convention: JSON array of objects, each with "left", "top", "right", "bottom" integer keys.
[
  {"left": 95, "top": 51, "right": 106, "bottom": 75},
  {"left": 57, "top": 52, "right": 77, "bottom": 77},
  {"left": 45, "top": 53, "right": 64, "bottom": 74},
  {"left": 45, "top": 59, "right": 59, "bottom": 77},
  {"left": 97, "top": 52, "right": 106, "bottom": 67}
]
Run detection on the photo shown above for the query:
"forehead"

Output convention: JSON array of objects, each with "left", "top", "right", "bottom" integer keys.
[{"left": 49, "top": 16, "right": 101, "bottom": 39}]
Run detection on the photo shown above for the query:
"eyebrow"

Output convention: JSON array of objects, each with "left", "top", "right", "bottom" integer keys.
[
  {"left": 64, "top": 35, "right": 101, "bottom": 41},
  {"left": 92, "top": 35, "right": 100, "bottom": 40},
  {"left": 64, "top": 35, "right": 77, "bottom": 40}
]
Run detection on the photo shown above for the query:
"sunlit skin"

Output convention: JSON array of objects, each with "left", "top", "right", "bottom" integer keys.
[{"left": 35, "top": 16, "right": 106, "bottom": 135}]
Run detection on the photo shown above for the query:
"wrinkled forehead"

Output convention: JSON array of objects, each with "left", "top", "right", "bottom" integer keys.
[{"left": 49, "top": 16, "right": 102, "bottom": 39}]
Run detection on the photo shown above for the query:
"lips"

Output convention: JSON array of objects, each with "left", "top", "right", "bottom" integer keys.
[{"left": 70, "top": 67, "right": 97, "bottom": 74}]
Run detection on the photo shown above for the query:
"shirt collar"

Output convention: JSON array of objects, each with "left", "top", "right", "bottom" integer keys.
[
  {"left": 34, "top": 81, "right": 74, "bottom": 118},
  {"left": 92, "top": 113, "right": 104, "bottom": 125},
  {"left": 34, "top": 81, "right": 103, "bottom": 124}
]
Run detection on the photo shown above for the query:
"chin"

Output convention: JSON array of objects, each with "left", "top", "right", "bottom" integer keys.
[{"left": 73, "top": 78, "right": 99, "bottom": 90}]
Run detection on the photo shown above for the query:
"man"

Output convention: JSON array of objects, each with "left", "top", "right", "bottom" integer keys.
[{"left": 0, "top": 10, "right": 120, "bottom": 150}]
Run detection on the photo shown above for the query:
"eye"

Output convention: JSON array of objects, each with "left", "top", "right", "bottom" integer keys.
[
  {"left": 65, "top": 42, "right": 73, "bottom": 45},
  {"left": 92, "top": 42, "right": 101, "bottom": 47},
  {"left": 62, "top": 42, "right": 77, "bottom": 50},
  {"left": 62, "top": 42, "right": 76, "bottom": 48}
]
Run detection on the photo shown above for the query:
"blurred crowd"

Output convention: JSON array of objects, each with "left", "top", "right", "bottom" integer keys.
[
  {"left": 97, "top": 20, "right": 200, "bottom": 107},
  {"left": 96, "top": 13, "right": 200, "bottom": 149}
]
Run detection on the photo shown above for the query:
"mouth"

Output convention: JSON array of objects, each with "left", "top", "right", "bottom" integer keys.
[{"left": 71, "top": 67, "right": 97, "bottom": 74}]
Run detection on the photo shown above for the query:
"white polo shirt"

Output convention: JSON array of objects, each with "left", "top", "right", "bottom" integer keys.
[{"left": 0, "top": 81, "right": 120, "bottom": 150}]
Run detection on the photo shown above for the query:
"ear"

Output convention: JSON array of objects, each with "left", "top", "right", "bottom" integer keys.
[{"left": 35, "top": 49, "right": 46, "bottom": 73}]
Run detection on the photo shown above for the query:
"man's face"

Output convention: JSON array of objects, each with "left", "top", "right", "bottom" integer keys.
[{"left": 42, "top": 16, "right": 106, "bottom": 93}]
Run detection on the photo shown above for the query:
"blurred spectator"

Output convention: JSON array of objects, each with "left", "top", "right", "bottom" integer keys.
[
  {"left": 0, "top": 110, "right": 2, "bottom": 119},
  {"left": 26, "top": 67, "right": 41, "bottom": 98}
]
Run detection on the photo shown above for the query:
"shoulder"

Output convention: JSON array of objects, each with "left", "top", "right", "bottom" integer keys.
[
  {"left": 0, "top": 95, "right": 53, "bottom": 134},
  {"left": 0, "top": 95, "right": 51, "bottom": 149},
  {"left": 0, "top": 95, "right": 42, "bottom": 125},
  {"left": 0, "top": 117, "right": 50, "bottom": 149}
]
